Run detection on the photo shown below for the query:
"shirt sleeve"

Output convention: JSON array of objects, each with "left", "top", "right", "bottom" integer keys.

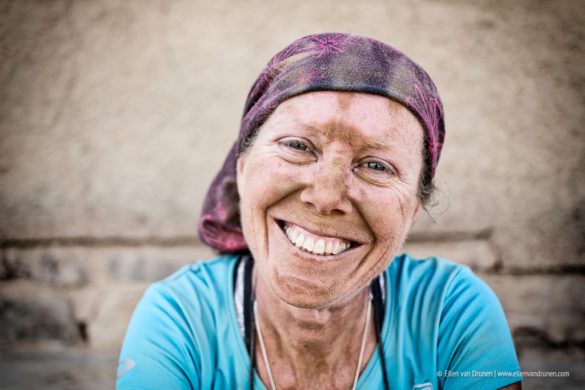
[
  {"left": 116, "top": 282, "right": 200, "bottom": 390},
  {"left": 437, "top": 267, "right": 522, "bottom": 390}
]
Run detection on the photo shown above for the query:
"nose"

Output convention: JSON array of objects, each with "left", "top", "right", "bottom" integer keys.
[{"left": 299, "top": 160, "right": 352, "bottom": 215}]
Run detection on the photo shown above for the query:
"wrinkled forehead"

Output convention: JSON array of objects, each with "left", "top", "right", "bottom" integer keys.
[{"left": 262, "top": 91, "right": 424, "bottom": 145}]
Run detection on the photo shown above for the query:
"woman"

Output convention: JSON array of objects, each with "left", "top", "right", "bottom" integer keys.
[{"left": 117, "top": 33, "right": 522, "bottom": 389}]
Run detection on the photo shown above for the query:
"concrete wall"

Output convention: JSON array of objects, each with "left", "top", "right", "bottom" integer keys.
[{"left": 1, "top": 0, "right": 584, "bottom": 388}]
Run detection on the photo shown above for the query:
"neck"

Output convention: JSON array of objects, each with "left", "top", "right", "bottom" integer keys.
[{"left": 254, "top": 275, "right": 377, "bottom": 389}]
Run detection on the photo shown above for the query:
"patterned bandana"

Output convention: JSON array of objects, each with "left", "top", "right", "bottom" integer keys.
[{"left": 198, "top": 33, "right": 445, "bottom": 252}]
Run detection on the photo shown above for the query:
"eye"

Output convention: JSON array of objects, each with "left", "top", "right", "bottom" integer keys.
[
  {"left": 361, "top": 160, "right": 393, "bottom": 174},
  {"left": 366, "top": 161, "right": 386, "bottom": 172},
  {"left": 353, "top": 158, "right": 397, "bottom": 185},
  {"left": 284, "top": 139, "right": 308, "bottom": 151},
  {"left": 278, "top": 137, "right": 317, "bottom": 164}
]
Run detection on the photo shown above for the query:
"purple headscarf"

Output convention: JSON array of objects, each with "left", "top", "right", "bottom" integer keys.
[{"left": 198, "top": 33, "right": 445, "bottom": 252}]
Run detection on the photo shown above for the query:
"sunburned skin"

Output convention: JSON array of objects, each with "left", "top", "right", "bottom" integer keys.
[
  {"left": 236, "top": 91, "right": 425, "bottom": 388},
  {"left": 237, "top": 91, "right": 423, "bottom": 308}
]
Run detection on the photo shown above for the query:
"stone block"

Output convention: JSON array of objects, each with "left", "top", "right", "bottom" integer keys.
[
  {"left": 80, "top": 283, "right": 149, "bottom": 352},
  {"left": 481, "top": 274, "right": 585, "bottom": 343},
  {"left": 1, "top": 244, "right": 215, "bottom": 287},
  {"left": 516, "top": 333, "right": 585, "bottom": 390},
  {"left": 3, "top": 247, "right": 89, "bottom": 287},
  {"left": 0, "top": 250, "right": 7, "bottom": 279},
  {"left": 105, "top": 245, "right": 214, "bottom": 282},
  {"left": 0, "top": 282, "right": 80, "bottom": 346},
  {"left": 0, "top": 349, "right": 117, "bottom": 390},
  {"left": 403, "top": 239, "right": 498, "bottom": 271}
]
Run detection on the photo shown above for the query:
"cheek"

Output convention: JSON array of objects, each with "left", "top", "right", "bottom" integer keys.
[
  {"left": 352, "top": 183, "right": 419, "bottom": 241},
  {"left": 239, "top": 156, "right": 307, "bottom": 247},
  {"left": 243, "top": 158, "right": 301, "bottom": 207}
]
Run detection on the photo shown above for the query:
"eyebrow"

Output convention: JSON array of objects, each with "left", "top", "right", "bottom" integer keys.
[
  {"left": 292, "top": 119, "right": 396, "bottom": 151},
  {"left": 360, "top": 138, "right": 395, "bottom": 151}
]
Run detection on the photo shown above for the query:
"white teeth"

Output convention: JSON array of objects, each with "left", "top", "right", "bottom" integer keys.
[
  {"left": 314, "top": 239, "right": 325, "bottom": 255},
  {"left": 302, "top": 237, "right": 315, "bottom": 252},
  {"left": 325, "top": 241, "right": 333, "bottom": 255},
  {"left": 283, "top": 223, "right": 352, "bottom": 256},
  {"left": 294, "top": 233, "right": 305, "bottom": 248},
  {"left": 332, "top": 242, "right": 341, "bottom": 255},
  {"left": 333, "top": 242, "right": 350, "bottom": 255}
]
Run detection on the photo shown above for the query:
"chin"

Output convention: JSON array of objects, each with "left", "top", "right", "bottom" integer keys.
[
  {"left": 281, "top": 296, "right": 325, "bottom": 310},
  {"left": 269, "top": 269, "right": 346, "bottom": 309}
]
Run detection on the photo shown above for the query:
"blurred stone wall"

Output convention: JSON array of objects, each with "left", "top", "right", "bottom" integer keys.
[{"left": 1, "top": 0, "right": 584, "bottom": 389}]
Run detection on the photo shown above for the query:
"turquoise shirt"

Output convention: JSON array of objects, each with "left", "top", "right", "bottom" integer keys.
[{"left": 117, "top": 254, "right": 521, "bottom": 389}]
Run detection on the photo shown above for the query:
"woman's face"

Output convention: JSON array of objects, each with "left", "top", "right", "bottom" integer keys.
[{"left": 237, "top": 91, "right": 424, "bottom": 309}]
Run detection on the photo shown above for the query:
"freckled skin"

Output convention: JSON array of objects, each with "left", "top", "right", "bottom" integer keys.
[
  {"left": 237, "top": 91, "right": 424, "bottom": 308},
  {"left": 236, "top": 91, "right": 424, "bottom": 388}
]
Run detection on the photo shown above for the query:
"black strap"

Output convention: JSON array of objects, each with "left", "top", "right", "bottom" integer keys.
[
  {"left": 243, "top": 255, "right": 255, "bottom": 353},
  {"left": 242, "top": 255, "right": 257, "bottom": 389},
  {"left": 371, "top": 275, "right": 385, "bottom": 326},
  {"left": 371, "top": 275, "right": 390, "bottom": 390}
]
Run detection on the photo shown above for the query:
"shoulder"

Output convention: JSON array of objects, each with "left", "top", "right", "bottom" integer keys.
[
  {"left": 381, "top": 254, "right": 520, "bottom": 389},
  {"left": 130, "top": 254, "right": 240, "bottom": 347},
  {"left": 388, "top": 252, "right": 500, "bottom": 312},
  {"left": 387, "top": 253, "right": 472, "bottom": 295},
  {"left": 384, "top": 252, "right": 508, "bottom": 338},
  {"left": 117, "top": 255, "right": 242, "bottom": 389}
]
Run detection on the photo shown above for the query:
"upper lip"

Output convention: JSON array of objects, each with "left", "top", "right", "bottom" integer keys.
[{"left": 275, "top": 218, "right": 368, "bottom": 246}]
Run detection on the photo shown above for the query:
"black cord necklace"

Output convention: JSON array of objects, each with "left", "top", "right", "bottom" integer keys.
[{"left": 243, "top": 257, "right": 389, "bottom": 390}]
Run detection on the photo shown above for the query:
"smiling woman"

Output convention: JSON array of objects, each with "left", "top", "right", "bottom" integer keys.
[
  {"left": 237, "top": 93, "right": 424, "bottom": 309},
  {"left": 117, "top": 33, "right": 522, "bottom": 390}
]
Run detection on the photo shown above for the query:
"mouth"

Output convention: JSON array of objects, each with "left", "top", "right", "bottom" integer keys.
[{"left": 275, "top": 219, "right": 361, "bottom": 257}]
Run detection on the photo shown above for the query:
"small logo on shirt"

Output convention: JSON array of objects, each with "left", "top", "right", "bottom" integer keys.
[
  {"left": 117, "top": 358, "right": 136, "bottom": 379},
  {"left": 413, "top": 382, "right": 433, "bottom": 390}
]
